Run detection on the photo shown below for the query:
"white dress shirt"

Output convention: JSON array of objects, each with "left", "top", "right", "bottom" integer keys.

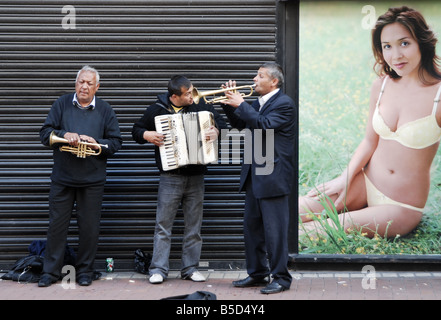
[{"left": 258, "top": 88, "right": 280, "bottom": 111}]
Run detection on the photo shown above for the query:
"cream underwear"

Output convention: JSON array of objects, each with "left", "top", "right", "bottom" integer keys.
[{"left": 363, "top": 171, "right": 424, "bottom": 213}]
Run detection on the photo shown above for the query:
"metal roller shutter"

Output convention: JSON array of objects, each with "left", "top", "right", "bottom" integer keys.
[{"left": 0, "top": 0, "right": 281, "bottom": 271}]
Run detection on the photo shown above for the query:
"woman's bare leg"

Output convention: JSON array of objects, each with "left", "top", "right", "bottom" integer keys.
[
  {"left": 299, "top": 169, "right": 422, "bottom": 237},
  {"left": 300, "top": 205, "right": 423, "bottom": 238},
  {"left": 299, "top": 170, "right": 367, "bottom": 222}
]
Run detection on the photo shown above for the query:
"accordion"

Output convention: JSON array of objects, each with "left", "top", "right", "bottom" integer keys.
[{"left": 154, "top": 111, "right": 218, "bottom": 171}]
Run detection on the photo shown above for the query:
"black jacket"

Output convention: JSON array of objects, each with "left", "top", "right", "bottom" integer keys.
[
  {"left": 132, "top": 93, "right": 227, "bottom": 175},
  {"left": 221, "top": 90, "right": 296, "bottom": 198}
]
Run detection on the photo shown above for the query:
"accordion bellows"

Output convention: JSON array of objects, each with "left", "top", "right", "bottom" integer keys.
[{"left": 154, "top": 111, "right": 218, "bottom": 171}]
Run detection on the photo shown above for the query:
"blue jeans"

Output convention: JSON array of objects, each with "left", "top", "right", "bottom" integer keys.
[{"left": 149, "top": 173, "right": 205, "bottom": 279}]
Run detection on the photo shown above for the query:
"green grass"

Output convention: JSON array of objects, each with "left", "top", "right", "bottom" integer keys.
[{"left": 298, "top": 1, "right": 441, "bottom": 255}]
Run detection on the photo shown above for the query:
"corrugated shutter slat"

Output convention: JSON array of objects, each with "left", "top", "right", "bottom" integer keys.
[{"left": 0, "top": 0, "right": 277, "bottom": 270}]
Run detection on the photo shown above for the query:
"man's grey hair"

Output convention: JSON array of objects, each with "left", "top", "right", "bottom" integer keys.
[
  {"left": 76, "top": 65, "right": 100, "bottom": 85},
  {"left": 260, "top": 62, "right": 284, "bottom": 88}
]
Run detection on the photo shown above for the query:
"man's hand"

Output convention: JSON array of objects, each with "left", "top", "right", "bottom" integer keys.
[
  {"left": 204, "top": 126, "right": 219, "bottom": 142},
  {"left": 222, "top": 80, "right": 244, "bottom": 108},
  {"left": 64, "top": 132, "right": 81, "bottom": 147},
  {"left": 143, "top": 130, "right": 164, "bottom": 146},
  {"left": 80, "top": 134, "right": 99, "bottom": 150}
]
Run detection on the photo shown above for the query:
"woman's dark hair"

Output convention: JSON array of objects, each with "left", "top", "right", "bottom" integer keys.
[
  {"left": 372, "top": 6, "right": 441, "bottom": 85},
  {"left": 168, "top": 75, "right": 192, "bottom": 96}
]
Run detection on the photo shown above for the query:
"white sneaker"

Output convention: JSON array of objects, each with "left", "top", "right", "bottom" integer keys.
[
  {"left": 188, "top": 271, "right": 206, "bottom": 282},
  {"left": 149, "top": 273, "right": 164, "bottom": 284}
]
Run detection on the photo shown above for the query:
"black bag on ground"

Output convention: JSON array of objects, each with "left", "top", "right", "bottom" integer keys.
[
  {"left": 0, "top": 255, "right": 44, "bottom": 283},
  {"left": 1, "top": 240, "right": 78, "bottom": 283},
  {"left": 161, "top": 291, "right": 217, "bottom": 300},
  {"left": 134, "top": 249, "right": 152, "bottom": 274}
]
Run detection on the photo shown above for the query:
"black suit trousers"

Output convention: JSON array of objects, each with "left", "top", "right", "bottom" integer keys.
[
  {"left": 243, "top": 177, "right": 292, "bottom": 289},
  {"left": 42, "top": 182, "right": 104, "bottom": 279}
]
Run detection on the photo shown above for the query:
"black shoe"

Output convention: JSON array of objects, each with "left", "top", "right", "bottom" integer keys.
[
  {"left": 38, "top": 274, "right": 57, "bottom": 287},
  {"left": 77, "top": 274, "right": 92, "bottom": 286},
  {"left": 232, "top": 276, "right": 269, "bottom": 288},
  {"left": 260, "top": 281, "right": 288, "bottom": 294}
]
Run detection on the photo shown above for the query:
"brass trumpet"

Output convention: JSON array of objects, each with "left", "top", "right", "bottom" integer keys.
[
  {"left": 192, "top": 84, "right": 255, "bottom": 104},
  {"left": 49, "top": 131, "right": 108, "bottom": 158}
]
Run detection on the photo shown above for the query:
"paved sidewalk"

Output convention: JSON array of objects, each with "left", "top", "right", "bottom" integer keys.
[{"left": 2, "top": 269, "right": 441, "bottom": 301}]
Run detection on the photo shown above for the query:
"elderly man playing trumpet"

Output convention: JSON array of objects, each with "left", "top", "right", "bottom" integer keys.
[{"left": 38, "top": 65, "right": 122, "bottom": 287}]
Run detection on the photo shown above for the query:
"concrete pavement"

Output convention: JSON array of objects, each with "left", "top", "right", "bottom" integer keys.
[{"left": 2, "top": 269, "right": 441, "bottom": 301}]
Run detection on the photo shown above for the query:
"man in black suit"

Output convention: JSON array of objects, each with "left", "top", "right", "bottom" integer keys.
[{"left": 220, "top": 62, "right": 295, "bottom": 294}]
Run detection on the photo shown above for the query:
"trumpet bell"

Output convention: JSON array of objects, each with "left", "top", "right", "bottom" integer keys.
[
  {"left": 49, "top": 131, "right": 69, "bottom": 146},
  {"left": 191, "top": 87, "right": 202, "bottom": 105},
  {"left": 192, "top": 84, "right": 255, "bottom": 104}
]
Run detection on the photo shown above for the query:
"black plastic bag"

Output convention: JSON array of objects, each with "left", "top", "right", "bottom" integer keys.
[
  {"left": 134, "top": 249, "right": 152, "bottom": 274},
  {"left": 0, "top": 255, "right": 44, "bottom": 283},
  {"left": 161, "top": 291, "right": 217, "bottom": 300}
]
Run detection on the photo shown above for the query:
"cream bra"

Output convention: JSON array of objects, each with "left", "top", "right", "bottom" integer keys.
[{"left": 372, "top": 77, "right": 441, "bottom": 149}]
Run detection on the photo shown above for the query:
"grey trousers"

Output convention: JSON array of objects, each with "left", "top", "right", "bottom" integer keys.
[{"left": 149, "top": 173, "right": 204, "bottom": 279}]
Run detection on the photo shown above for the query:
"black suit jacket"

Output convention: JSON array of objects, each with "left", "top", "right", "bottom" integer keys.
[{"left": 222, "top": 90, "right": 295, "bottom": 199}]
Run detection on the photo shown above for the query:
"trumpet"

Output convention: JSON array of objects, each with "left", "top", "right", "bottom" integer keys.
[
  {"left": 192, "top": 84, "right": 255, "bottom": 104},
  {"left": 49, "top": 131, "right": 108, "bottom": 158}
]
